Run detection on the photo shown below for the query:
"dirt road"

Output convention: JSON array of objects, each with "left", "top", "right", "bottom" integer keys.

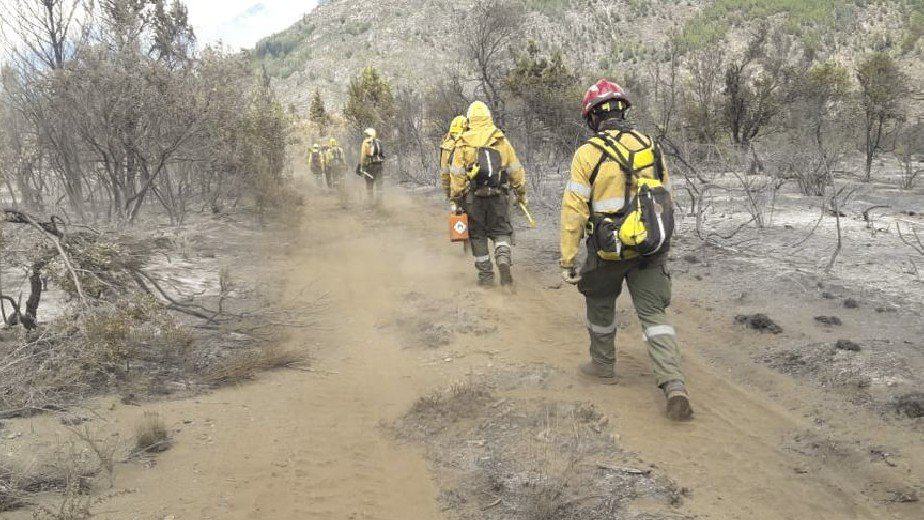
[{"left": 13, "top": 184, "right": 920, "bottom": 519}]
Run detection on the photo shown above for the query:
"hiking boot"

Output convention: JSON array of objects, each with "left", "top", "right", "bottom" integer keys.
[
  {"left": 498, "top": 263, "right": 513, "bottom": 286},
  {"left": 662, "top": 380, "right": 693, "bottom": 421},
  {"left": 476, "top": 261, "right": 495, "bottom": 286},
  {"left": 579, "top": 361, "right": 614, "bottom": 380}
]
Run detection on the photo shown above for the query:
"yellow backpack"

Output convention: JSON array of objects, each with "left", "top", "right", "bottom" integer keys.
[{"left": 586, "top": 129, "right": 674, "bottom": 260}]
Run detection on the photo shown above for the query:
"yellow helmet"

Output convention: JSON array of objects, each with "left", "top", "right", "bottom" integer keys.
[
  {"left": 363, "top": 128, "right": 376, "bottom": 139},
  {"left": 329, "top": 138, "right": 338, "bottom": 147},
  {"left": 311, "top": 143, "right": 320, "bottom": 150},
  {"left": 449, "top": 115, "right": 468, "bottom": 137}
]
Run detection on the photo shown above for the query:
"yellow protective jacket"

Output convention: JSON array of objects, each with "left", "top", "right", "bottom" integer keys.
[
  {"left": 360, "top": 138, "right": 381, "bottom": 167},
  {"left": 449, "top": 104, "right": 526, "bottom": 201},
  {"left": 559, "top": 127, "right": 670, "bottom": 268},
  {"left": 438, "top": 133, "right": 458, "bottom": 197},
  {"left": 326, "top": 145, "right": 345, "bottom": 166}
]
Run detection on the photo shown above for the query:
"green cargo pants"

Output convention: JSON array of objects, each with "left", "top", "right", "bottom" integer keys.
[
  {"left": 577, "top": 254, "right": 684, "bottom": 386},
  {"left": 465, "top": 193, "right": 513, "bottom": 284},
  {"left": 363, "top": 163, "right": 384, "bottom": 207}
]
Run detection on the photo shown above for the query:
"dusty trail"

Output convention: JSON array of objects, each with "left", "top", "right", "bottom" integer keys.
[{"left": 26, "top": 184, "right": 919, "bottom": 519}]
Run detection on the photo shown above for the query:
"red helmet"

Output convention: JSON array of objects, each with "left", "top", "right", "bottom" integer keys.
[{"left": 581, "top": 79, "right": 631, "bottom": 118}]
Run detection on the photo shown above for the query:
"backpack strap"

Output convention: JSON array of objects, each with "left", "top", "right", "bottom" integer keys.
[
  {"left": 590, "top": 129, "right": 660, "bottom": 213},
  {"left": 588, "top": 131, "right": 634, "bottom": 215},
  {"left": 586, "top": 151, "right": 608, "bottom": 216},
  {"left": 653, "top": 143, "right": 665, "bottom": 181}
]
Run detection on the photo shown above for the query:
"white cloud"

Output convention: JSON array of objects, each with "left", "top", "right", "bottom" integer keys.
[{"left": 184, "top": 0, "right": 317, "bottom": 50}]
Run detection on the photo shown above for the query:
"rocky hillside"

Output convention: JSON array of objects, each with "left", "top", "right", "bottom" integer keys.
[{"left": 254, "top": 0, "right": 924, "bottom": 110}]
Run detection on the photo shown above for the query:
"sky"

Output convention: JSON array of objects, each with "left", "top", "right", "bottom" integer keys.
[{"left": 184, "top": 0, "right": 318, "bottom": 50}]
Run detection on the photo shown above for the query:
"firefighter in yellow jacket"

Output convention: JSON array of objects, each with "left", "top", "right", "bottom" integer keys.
[
  {"left": 450, "top": 101, "right": 527, "bottom": 286},
  {"left": 325, "top": 138, "right": 346, "bottom": 189},
  {"left": 560, "top": 80, "right": 691, "bottom": 421},
  {"left": 439, "top": 115, "right": 467, "bottom": 199},
  {"left": 308, "top": 143, "right": 326, "bottom": 188},
  {"left": 358, "top": 128, "right": 385, "bottom": 207}
]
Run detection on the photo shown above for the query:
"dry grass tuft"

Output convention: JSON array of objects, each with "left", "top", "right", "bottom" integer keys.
[
  {"left": 202, "top": 344, "right": 304, "bottom": 385},
  {"left": 133, "top": 411, "right": 170, "bottom": 454},
  {"left": 409, "top": 378, "right": 494, "bottom": 422}
]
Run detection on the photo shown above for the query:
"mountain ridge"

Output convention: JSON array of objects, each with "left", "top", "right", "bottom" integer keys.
[{"left": 254, "top": 0, "right": 924, "bottom": 116}]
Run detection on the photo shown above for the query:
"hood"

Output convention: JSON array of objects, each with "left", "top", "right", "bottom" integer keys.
[
  {"left": 449, "top": 115, "right": 468, "bottom": 137},
  {"left": 462, "top": 101, "right": 502, "bottom": 147},
  {"left": 440, "top": 133, "right": 457, "bottom": 150}
]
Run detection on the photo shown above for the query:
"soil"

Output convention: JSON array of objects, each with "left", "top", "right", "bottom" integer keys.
[
  {"left": 734, "top": 313, "right": 783, "bottom": 333},
  {"left": 1, "top": 177, "right": 922, "bottom": 519}
]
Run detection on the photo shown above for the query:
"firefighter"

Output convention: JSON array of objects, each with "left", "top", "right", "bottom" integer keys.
[
  {"left": 358, "top": 128, "right": 385, "bottom": 207},
  {"left": 450, "top": 101, "right": 527, "bottom": 286},
  {"left": 559, "top": 79, "right": 692, "bottom": 421},
  {"left": 326, "top": 138, "right": 346, "bottom": 190},
  {"left": 440, "top": 115, "right": 467, "bottom": 200},
  {"left": 308, "top": 143, "right": 326, "bottom": 188}
]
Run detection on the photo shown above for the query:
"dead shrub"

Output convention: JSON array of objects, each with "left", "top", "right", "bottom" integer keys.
[
  {"left": 517, "top": 458, "right": 581, "bottom": 520},
  {"left": 0, "top": 465, "right": 26, "bottom": 512},
  {"left": 0, "top": 296, "right": 194, "bottom": 413},
  {"left": 409, "top": 378, "right": 494, "bottom": 422},
  {"left": 133, "top": 411, "right": 170, "bottom": 454},
  {"left": 30, "top": 475, "right": 92, "bottom": 520},
  {"left": 1, "top": 441, "right": 98, "bottom": 516},
  {"left": 82, "top": 296, "right": 193, "bottom": 370},
  {"left": 68, "top": 426, "right": 117, "bottom": 481},
  {"left": 202, "top": 344, "right": 304, "bottom": 386}
]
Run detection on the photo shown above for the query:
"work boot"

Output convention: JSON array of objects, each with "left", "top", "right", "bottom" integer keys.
[
  {"left": 662, "top": 380, "right": 693, "bottom": 421},
  {"left": 579, "top": 361, "right": 614, "bottom": 380},
  {"left": 475, "top": 259, "right": 495, "bottom": 286},
  {"left": 498, "top": 263, "right": 513, "bottom": 286}
]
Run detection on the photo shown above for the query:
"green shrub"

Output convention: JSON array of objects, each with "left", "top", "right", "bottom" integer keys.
[
  {"left": 344, "top": 21, "right": 371, "bottom": 36},
  {"left": 680, "top": 0, "right": 856, "bottom": 48},
  {"left": 524, "top": 0, "right": 571, "bottom": 14}
]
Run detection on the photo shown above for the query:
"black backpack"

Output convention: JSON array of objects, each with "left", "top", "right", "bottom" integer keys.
[
  {"left": 370, "top": 139, "right": 385, "bottom": 163},
  {"left": 471, "top": 146, "right": 505, "bottom": 189},
  {"left": 310, "top": 150, "right": 322, "bottom": 172}
]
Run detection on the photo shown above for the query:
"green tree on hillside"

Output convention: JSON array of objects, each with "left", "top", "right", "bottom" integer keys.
[
  {"left": 856, "top": 52, "right": 907, "bottom": 182},
  {"left": 782, "top": 61, "right": 852, "bottom": 195},
  {"left": 506, "top": 42, "right": 581, "bottom": 162},
  {"left": 722, "top": 25, "right": 795, "bottom": 147},
  {"left": 343, "top": 67, "right": 395, "bottom": 135},
  {"left": 801, "top": 62, "right": 851, "bottom": 143},
  {"left": 309, "top": 88, "right": 328, "bottom": 127},
  {"left": 245, "top": 69, "right": 289, "bottom": 222}
]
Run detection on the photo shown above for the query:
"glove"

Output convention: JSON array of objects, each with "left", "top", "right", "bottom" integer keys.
[
  {"left": 561, "top": 266, "right": 581, "bottom": 285},
  {"left": 516, "top": 193, "right": 528, "bottom": 207}
]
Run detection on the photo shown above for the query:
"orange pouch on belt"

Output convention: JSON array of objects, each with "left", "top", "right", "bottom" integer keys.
[{"left": 449, "top": 213, "right": 470, "bottom": 242}]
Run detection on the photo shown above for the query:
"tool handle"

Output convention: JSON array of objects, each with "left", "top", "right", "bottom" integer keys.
[{"left": 518, "top": 202, "right": 537, "bottom": 228}]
